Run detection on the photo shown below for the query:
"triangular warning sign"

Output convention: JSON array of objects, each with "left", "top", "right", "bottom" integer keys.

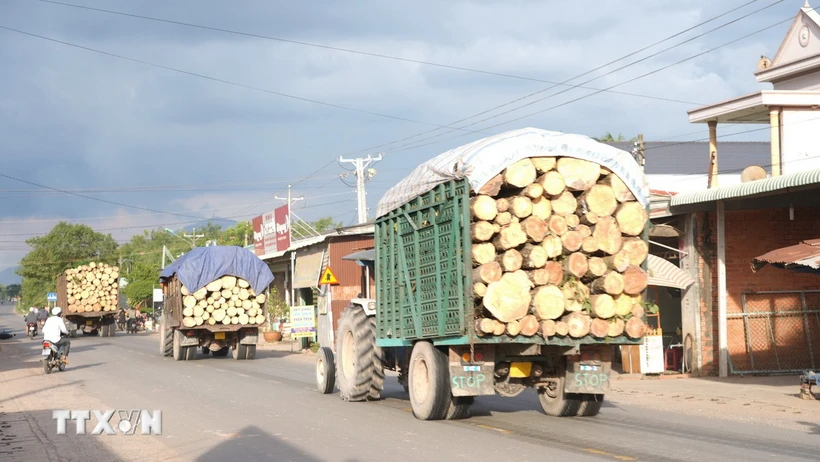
[{"left": 319, "top": 267, "right": 340, "bottom": 285}]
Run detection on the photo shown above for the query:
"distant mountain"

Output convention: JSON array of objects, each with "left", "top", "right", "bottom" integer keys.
[
  {"left": 182, "top": 217, "right": 238, "bottom": 233},
  {"left": 0, "top": 267, "right": 21, "bottom": 285}
]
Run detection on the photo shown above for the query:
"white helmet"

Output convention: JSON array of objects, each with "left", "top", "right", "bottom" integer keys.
[
  {"left": 30, "top": 307, "right": 35, "bottom": 312},
  {"left": 52, "top": 307, "right": 62, "bottom": 316}
]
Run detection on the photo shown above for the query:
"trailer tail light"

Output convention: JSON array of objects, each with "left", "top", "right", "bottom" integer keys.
[{"left": 461, "top": 352, "right": 485, "bottom": 363}]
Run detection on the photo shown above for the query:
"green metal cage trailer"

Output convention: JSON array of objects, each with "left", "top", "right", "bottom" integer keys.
[{"left": 316, "top": 128, "right": 652, "bottom": 420}]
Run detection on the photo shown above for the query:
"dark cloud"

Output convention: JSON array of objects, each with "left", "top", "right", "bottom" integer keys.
[{"left": 0, "top": 0, "right": 797, "bottom": 267}]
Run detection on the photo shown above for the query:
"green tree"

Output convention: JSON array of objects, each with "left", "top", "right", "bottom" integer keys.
[
  {"left": 291, "top": 216, "right": 343, "bottom": 239},
  {"left": 118, "top": 228, "right": 193, "bottom": 307},
  {"left": 121, "top": 261, "right": 159, "bottom": 307},
  {"left": 6, "top": 284, "right": 21, "bottom": 298},
  {"left": 16, "top": 223, "right": 118, "bottom": 307},
  {"left": 218, "top": 221, "right": 251, "bottom": 247},
  {"left": 592, "top": 132, "right": 636, "bottom": 142}
]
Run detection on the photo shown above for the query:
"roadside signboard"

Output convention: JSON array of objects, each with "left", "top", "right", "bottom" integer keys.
[{"left": 289, "top": 305, "right": 316, "bottom": 340}]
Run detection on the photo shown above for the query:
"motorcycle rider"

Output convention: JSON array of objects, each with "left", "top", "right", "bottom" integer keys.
[
  {"left": 42, "top": 307, "right": 70, "bottom": 363},
  {"left": 126, "top": 306, "right": 140, "bottom": 332},
  {"left": 37, "top": 306, "right": 48, "bottom": 329},
  {"left": 24, "top": 308, "right": 38, "bottom": 334}
]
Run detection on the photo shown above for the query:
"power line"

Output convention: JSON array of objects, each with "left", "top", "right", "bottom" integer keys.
[
  {"left": 378, "top": 6, "right": 796, "bottom": 156},
  {"left": 0, "top": 24, "right": 479, "bottom": 133},
  {"left": 328, "top": 0, "right": 777, "bottom": 157},
  {"left": 30, "top": 0, "right": 723, "bottom": 106},
  {"left": 0, "top": 172, "right": 205, "bottom": 220},
  {"left": 3, "top": 3, "right": 767, "bottom": 214}
]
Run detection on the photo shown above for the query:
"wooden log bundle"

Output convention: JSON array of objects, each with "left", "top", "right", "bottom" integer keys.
[
  {"left": 65, "top": 262, "right": 120, "bottom": 313},
  {"left": 472, "top": 156, "right": 649, "bottom": 340},
  {"left": 179, "top": 276, "right": 267, "bottom": 328}
]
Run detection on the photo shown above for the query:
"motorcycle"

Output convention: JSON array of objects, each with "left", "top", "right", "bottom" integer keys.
[
  {"left": 126, "top": 318, "right": 138, "bottom": 334},
  {"left": 42, "top": 338, "right": 67, "bottom": 374},
  {"left": 27, "top": 322, "right": 38, "bottom": 339}
]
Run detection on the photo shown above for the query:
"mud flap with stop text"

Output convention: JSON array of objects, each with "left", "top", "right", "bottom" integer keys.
[
  {"left": 564, "top": 348, "right": 611, "bottom": 394},
  {"left": 448, "top": 346, "right": 496, "bottom": 397}
]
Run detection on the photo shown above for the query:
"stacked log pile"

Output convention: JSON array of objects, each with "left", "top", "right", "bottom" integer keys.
[
  {"left": 65, "top": 262, "right": 120, "bottom": 313},
  {"left": 179, "top": 275, "right": 267, "bottom": 328},
  {"left": 471, "top": 157, "right": 649, "bottom": 340}
]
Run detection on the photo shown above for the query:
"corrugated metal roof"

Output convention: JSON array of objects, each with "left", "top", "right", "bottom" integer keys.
[
  {"left": 751, "top": 239, "right": 820, "bottom": 274},
  {"left": 669, "top": 168, "right": 820, "bottom": 207},
  {"left": 607, "top": 141, "right": 770, "bottom": 175}
]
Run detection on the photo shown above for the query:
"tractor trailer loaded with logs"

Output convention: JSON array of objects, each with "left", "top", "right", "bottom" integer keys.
[
  {"left": 158, "top": 246, "right": 274, "bottom": 361},
  {"left": 316, "top": 128, "right": 651, "bottom": 420},
  {"left": 57, "top": 262, "right": 121, "bottom": 338}
]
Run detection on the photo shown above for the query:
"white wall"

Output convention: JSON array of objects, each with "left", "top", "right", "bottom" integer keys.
[{"left": 781, "top": 108, "right": 820, "bottom": 174}]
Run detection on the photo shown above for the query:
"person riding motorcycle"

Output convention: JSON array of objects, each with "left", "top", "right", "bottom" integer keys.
[
  {"left": 24, "top": 308, "right": 38, "bottom": 335},
  {"left": 37, "top": 306, "right": 48, "bottom": 328},
  {"left": 126, "top": 306, "right": 140, "bottom": 332},
  {"left": 42, "top": 307, "right": 70, "bottom": 363},
  {"left": 117, "top": 309, "right": 126, "bottom": 331}
]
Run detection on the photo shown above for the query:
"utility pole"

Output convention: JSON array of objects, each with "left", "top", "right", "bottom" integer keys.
[
  {"left": 184, "top": 228, "right": 205, "bottom": 248},
  {"left": 632, "top": 134, "right": 645, "bottom": 171},
  {"left": 339, "top": 153, "right": 382, "bottom": 224},
  {"left": 273, "top": 184, "right": 305, "bottom": 235},
  {"left": 274, "top": 185, "right": 304, "bottom": 308}
]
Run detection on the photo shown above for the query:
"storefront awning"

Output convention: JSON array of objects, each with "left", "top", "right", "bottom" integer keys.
[
  {"left": 292, "top": 245, "right": 327, "bottom": 289},
  {"left": 751, "top": 239, "right": 820, "bottom": 275},
  {"left": 342, "top": 249, "right": 375, "bottom": 262},
  {"left": 647, "top": 254, "right": 695, "bottom": 289}
]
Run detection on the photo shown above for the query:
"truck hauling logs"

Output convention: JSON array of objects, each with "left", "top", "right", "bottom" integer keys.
[
  {"left": 316, "top": 127, "right": 651, "bottom": 420},
  {"left": 158, "top": 246, "right": 274, "bottom": 361},
  {"left": 57, "top": 262, "right": 121, "bottom": 337}
]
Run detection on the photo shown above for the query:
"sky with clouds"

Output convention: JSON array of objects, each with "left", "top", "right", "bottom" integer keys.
[{"left": 0, "top": 0, "right": 805, "bottom": 273}]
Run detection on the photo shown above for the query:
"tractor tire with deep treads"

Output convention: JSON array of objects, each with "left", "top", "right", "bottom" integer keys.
[
  {"left": 160, "top": 318, "right": 173, "bottom": 357},
  {"left": 334, "top": 307, "right": 376, "bottom": 402},
  {"left": 369, "top": 317, "right": 384, "bottom": 400},
  {"left": 408, "top": 341, "right": 450, "bottom": 420}
]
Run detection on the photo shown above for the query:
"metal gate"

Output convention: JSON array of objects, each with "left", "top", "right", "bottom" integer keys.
[{"left": 728, "top": 290, "right": 820, "bottom": 375}]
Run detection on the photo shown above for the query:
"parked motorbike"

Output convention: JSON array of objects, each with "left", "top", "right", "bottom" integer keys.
[
  {"left": 42, "top": 338, "right": 67, "bottom": 374},
  {"left": 27, "top": 322, "right": 37, "bottom": 339}
]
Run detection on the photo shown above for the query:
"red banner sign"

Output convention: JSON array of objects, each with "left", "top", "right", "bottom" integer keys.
[
  {"left": 252, "top": 215, "right": 264, "bottom": 256},
  {"left": 274, "top": 205, "right": 290, "bottom": 252},
  {"left": 252, "top": 205, "right": 290, "bottom": 255}
]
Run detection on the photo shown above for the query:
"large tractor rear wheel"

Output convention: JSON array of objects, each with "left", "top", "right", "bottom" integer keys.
[{"left": 334, "top": 307, "right": 377, "bottom": 402}]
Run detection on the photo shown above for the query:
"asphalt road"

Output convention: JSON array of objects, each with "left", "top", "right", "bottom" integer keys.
[{"left": 2, "top": 302, "right": 819, "bottom": 462}]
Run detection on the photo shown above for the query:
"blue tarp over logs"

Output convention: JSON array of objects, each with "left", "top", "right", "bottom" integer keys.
[{"left": 159, "top": 246, "right": 274, "bottom": 294}]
